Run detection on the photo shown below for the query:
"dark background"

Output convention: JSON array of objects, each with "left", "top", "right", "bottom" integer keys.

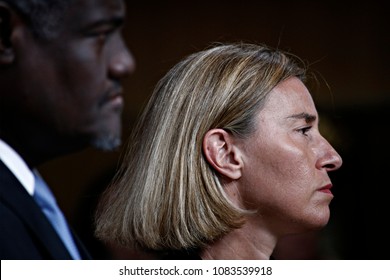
[{"left": 39, "top": 0, "right": 389, "bottom": 259}]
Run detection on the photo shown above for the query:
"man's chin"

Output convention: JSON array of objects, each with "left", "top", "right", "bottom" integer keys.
[{"left": 91, "top": 134, "right": 122, "bottom": 151}]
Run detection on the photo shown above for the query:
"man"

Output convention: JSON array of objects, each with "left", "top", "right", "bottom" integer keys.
[{"left": 0, "top": 0, "right": 135, "bottom": 259}]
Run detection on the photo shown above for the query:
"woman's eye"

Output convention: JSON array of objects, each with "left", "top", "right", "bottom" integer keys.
[{"left": 298, "top": 126, "right": 312, "bottom": 136}]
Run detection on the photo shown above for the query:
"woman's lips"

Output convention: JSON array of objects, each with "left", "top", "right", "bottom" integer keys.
[{"left": 318, "top": 184, "right": 333, "bottom": 194}]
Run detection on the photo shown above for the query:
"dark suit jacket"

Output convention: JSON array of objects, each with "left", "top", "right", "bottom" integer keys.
[{"left": 0, "top": 160, "right": 91, "bottom": 259}]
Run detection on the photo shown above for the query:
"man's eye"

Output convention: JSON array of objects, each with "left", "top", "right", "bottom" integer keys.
[
  {"left": 95, "top": 32, "right": 108, "bottom": 42},
  {"left": 96, "top": 30, "right": 112, "bottom": 40},
  {"left": 88, "top": 28, "right": 115, "bottom": 42}
]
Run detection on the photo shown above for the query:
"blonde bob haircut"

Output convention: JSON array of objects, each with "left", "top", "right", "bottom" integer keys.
[{"left": 95, "top": 42, "right": 307, "bottom": 252}]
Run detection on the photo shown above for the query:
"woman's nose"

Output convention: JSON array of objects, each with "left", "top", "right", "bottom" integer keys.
[{"left": 316, "top": 137, "right": 343, "bottom": 172}]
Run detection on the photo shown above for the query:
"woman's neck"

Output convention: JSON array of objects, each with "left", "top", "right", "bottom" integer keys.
[{"left": 200, "top": 222, "right": 278, "bottom": 260}]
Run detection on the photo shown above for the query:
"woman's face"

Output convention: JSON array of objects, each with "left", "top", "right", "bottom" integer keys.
[{"left": 236, "top": 77, "right": 342, "bottom": 235}]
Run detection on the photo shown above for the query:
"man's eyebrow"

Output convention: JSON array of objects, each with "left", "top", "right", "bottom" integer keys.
[
  {"left": 287, "top": 112, "right": 317, "bottom": 123},
  {"left": 87, "top": 16, "right": 125, "bottom": 29}
]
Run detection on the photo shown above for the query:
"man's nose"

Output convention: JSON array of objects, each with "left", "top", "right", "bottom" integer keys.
[{"left": 109, "top": 39, "right": 136, "bottom": 79}]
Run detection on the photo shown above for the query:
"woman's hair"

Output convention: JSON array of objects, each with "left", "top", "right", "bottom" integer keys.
[{"left": 95, "top": 42, "right": 307, "bottom": 251}]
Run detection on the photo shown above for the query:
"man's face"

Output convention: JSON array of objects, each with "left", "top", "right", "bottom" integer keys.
[{"left": 18, "top": 0, "right": 135, "bottom": 151}]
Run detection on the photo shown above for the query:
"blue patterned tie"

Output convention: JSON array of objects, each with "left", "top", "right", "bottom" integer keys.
[{"left": 33, "top": 171, "right": 81, "bottom": 259}]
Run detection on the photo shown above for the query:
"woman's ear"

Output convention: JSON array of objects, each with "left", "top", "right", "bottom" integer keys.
[
  {"left": 203, "top": 128, "right": 243, "bottom": 180},
  {"left": 0, "top": 2, "right": 17, "bottom": 64}
]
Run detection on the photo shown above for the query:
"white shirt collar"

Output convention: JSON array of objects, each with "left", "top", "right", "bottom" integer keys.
[{"left": 0, "top": 139, "right": 35, "bottom": 195}]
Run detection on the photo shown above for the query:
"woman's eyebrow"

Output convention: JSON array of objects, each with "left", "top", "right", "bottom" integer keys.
[{"left": 287, "top": 112, "right": 317, "bottom": 123}]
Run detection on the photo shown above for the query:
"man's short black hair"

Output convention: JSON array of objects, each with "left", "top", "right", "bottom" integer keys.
[{"left": 2, "top": 0, "right": 70, "bottom": 39}]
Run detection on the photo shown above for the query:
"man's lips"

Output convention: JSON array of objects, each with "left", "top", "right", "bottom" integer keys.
[
  {"left": 318, "top": 184, "right": 333, "bottom": 194},
  {"left": 101, "top": 88, "right": 124, "bottom": 108},
  {"left": 107, "top": 89, "right": 123, "bottom": 101}
]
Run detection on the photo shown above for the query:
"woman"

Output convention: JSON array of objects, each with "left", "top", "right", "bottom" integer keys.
[{"left": 95, "top": 43, "right": 342, "bottom": 259}]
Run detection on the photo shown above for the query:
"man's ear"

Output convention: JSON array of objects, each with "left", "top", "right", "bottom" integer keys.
[
  {"left": 203, "top": 128, "right": 243, "bottom": 180},
  {"left": 0, "top": 2, "right": 17, "bottom": 64}
]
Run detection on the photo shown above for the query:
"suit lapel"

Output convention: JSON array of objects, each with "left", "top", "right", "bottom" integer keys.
[
  {"left": 1, "top": 161, "right": 72, "bottom": 259},
  {"left": 72, "top": 230, "right": 92, "bottom": 259}
]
